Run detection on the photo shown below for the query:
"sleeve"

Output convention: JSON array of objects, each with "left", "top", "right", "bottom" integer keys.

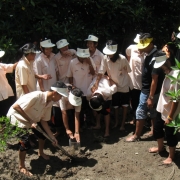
[
  {"left": 66, "top": 60, "right": 73, "bottom": 77},
  {"left": 34, "top": 58, "right": 43, "bottom": 75},
  {"left": 17, "top": 65, "right": 29, "bottom": 85},
  {"left": 75, "top": 105, "right": 81, "bottom": 112},
  {"left": 0, "top": 63, "right": 14, "bottom": 73},
  {"left": 98, "top": 56, "right": 107, "bottom": 74},
  {"left": 125, "top": 45, "right": 132, "bottom": 56},
  {"left": 59, "top": 97, "right": 67, "bottom": 110}
]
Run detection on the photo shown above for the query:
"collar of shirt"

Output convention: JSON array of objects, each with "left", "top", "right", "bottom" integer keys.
[
  {"left": 41, "top": 53, "right": 55, "bottom": 60},
  {"left": 74, "top": 58, "right": 83, "bottom": 65},
  {"left": 22, "top": 56, "right": 31, "bottom": 65},
  {"left": 146, "top": 46, "right": 157, "bottom": 56},
  {"left": 106, "top": 55, "right": 120, "bottom": 63},
  {"left": 91, "top": 49, "right": 99, "bottom": 58}
]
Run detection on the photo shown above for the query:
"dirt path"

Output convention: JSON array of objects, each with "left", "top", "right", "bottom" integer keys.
[{"left": 1, "top": 122, "right": 180, "bottom": 180}]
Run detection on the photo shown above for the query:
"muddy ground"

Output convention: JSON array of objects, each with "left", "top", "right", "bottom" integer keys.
[{"left": 1, "top": 111, "right": 180, "bottom": 180}]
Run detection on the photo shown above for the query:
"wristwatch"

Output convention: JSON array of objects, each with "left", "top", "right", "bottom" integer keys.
[{"left": 148, "top": 96, "right": 154, "bottom": 100}]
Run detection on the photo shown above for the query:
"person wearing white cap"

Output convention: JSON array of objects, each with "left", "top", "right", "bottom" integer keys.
[
  {"left": 92, "top": 40, "right": 132, "bottom": 131},
  {"left": 87, "top": 75, "right": 117, "bottom": 138},
  {"left": 15, "top": 43, "right": 52, "bottom": 99},
  {"left": 59, "top": 87, "right": 83, "bottom": 142},
  {"left": 0, "top": 50, "right": 18, "bottom": 117},
  {"left": 67, "top": 48, "right": 96, "bottom": 128},
  {"left": 126, "top": 34, "right": 145, "bottom": 124},
  {"left": 34, "top": 38, "right": 56, "bottom": 92},
  {"left": 148, "top": 54, "right": 180, "bottom": 165},
  {"left": 85, "top": 35, "right": 104, "bottom": 73},
  {"left": 54, "top": 39, "right": 76, "bottom": 83},
  {"left": 7, "top": 81, "right": 68, "bottom": 176}
]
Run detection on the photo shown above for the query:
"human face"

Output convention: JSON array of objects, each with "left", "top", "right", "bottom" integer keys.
[
  {"left": 26, "top": 53, "right": 36, "bottom": 61},
  {"left": 60, "top": 45, "right": 68, "bottom": 53},
  {"left": 43, "top": 47, "right": 52, "bottom": 57},
  {"left": 52, "top": 91, "right": 62, "bottom": 101},
  {"left": 107, "top": 54, "right": 114, "bottom": 58},
  {"left": 87, "top": 41, "right": 97, "bottom": 52}
]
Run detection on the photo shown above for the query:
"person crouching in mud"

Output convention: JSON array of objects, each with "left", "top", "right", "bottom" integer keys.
[{"left": 7, "top": 81, "right": 68, "bottom": 176}]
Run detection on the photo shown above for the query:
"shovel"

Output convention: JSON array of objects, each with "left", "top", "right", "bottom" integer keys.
[{"left": 36, "top": 125, "right": 75, "bottom": 159}]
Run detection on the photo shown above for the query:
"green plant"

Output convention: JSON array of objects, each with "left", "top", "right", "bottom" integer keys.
[
  {"left": 0, "top": 116, "right": 27, "bottom": 151},
  {"left": 165, "top": 58, "right": 180, "bottom": 134}
]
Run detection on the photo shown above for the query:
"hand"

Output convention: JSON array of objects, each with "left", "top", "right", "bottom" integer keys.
[
  {"left": 164, "top": 118, "right": 172, "bottom": 125},
  {"left": 91, "top": 83, "right": 98, "bottom": 93},
  {"left": 62, "top": 50, "right": 72, "bottom": 57},
  {"left": 51, "top": 137, "right": 58, "bottom": 146},
  {"left": 66, "top": 129, "right": 74, "bottom": 139},
  {"left": 147, "top": 98, "right": 153, "bottom": 109},
  {"left": 42, "top": 74, "right": 52, "bottom": 80},
  {"left": 31, "top": 123, "right": 37, "bottom": 128},
  {"left": 40, "top": 88, "right": 45, "bottom": 92},
  {"left": 74, "top": 133, "right": 80, "bottom": 142}
]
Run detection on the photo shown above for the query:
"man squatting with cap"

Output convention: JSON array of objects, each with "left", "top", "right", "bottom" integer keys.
[
  {"left": 87, "top": 75, "right": 117, "bottom": 138},
  {"left": 7, "top": 81, "right": 68, "bottom": 176}
]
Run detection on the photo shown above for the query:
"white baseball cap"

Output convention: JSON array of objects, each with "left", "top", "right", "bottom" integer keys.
[
  {"left": 51, "top": 81, "right": 68, "bottom": 97},
  {"left": 56, "top": 39, "right": 69, "bottom": 49},
  {"left": 77, "top": 48, "right": 90, "bottom": 58},
  {"left": 154, "top": 55, "right": 167, "bottom": 68},
  {"left": 68, "top": 88, "right": 83, "bottom": 106},
  {"left": 40, "top": 39, "right": 55, "bottom": 48},
  {"left": 103, "top": 44, "right": 117, "bottom": 55},
  {"left": 134, "top": 34, "right": 141, "bottom": 43},
  {"left": 0, "top": 50, "right": 5, "bottom": 58},
  {"left": 85, "top": 35, "right": 98, "bottom": 42}
]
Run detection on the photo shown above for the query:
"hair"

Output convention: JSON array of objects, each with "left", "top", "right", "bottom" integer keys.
[
  {"left": 166, "top": 42, "right": 177, "bottom": 59},
  {"left": 89, "top": 93, "right": 104, "bottom": 110},
  {"left": 16, "top": 43, "right": 35, "bottom": 60},
  {"left": 106, "top": 40, "right": 119, "bottom": 62},
  {"left": 139, "top": 33, "right": 153, "bottom": 40},
  {"left": 71, "top": 88, "right": 83, "bottom": 97}
]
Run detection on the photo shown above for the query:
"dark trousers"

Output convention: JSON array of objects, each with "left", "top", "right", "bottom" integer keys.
[{"left": 153, "top": 112, "right": 178, "bottom": 147}]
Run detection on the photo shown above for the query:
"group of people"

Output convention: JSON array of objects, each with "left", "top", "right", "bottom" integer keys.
[{"left": 0, "top": 30, "right": 180, "bottom": 176}]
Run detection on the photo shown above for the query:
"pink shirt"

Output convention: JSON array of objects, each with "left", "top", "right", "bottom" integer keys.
[
  {"left": 35, "top": 53, "right": 57, "bottom": 91},
  {"left": 91, "top": 49, "right": 104, "bottom": 73},
  {"left": 86, "top": 76, "right": 117, "bottom": 101},
  {"left": 126, "top": 45, "right": 144, "bottom": 90},
  {"left": 67, "top": 57, "right": 96, "bottom": 96},
  {"left": 54, "top": 49, "right": 76, "bottom": 83},
  {"left": 0, "top": 63, "right": 14, "bottom": 101},
  {"left": 156, "top": 70, "right": 180, "bottom": 121},
  {"left": 98, "top": 54, "right": 132, "bottom": 92}
]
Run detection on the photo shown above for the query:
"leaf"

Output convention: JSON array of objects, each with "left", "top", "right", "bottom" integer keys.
[
  {"left": 175, "top": 58, "right": 180, "bottom": 69},
  {"left": 166, "top": 74, "right": 177, "bottom": 81},
  {"left": 30, "top": 0, "right": 35, "bottom": 6},
  {"left": 171, "top": 66, "right": 179, "bottom": 70}
]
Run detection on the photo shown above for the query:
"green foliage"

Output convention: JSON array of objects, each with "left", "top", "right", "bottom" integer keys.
[
  {"left": 0, "top": 116, "right": 26, "bottom": 151},
  {"left": 165, "top": 59, "right": 180, "bottom": 134},
  {"left": 1, "top": 0, "right": 180, "bottom": 62}
]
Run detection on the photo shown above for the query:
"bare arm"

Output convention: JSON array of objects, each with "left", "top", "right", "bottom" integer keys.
[
  {"left": 165, "top": 102, "right": 179, "bottom": 125},
  {"left": 74, "top": 111, "right": 80, "bottom": 142},
  {"left": 37, "top": 79, "right": 45, "bottom": 92},
  {"left": 91, "top": 73, "right": 103, "bottom": 92},
  {"left": 13, "top": 62, "right": 18, "bottom": 69},
  {"left": 13, "top": 104, "right": 33, "bottom": 125},
  {"left": 22, "top": 85, "right": 30, "bottom": 94},
  {"left": 35, "top": 74, "right": 52, "bottom": 80},
  {"left": 147, "top": 74, "right": 158, "bottom": 109},
  {"left": 40, "top": 120, "right": 57, "bottom": 144}
]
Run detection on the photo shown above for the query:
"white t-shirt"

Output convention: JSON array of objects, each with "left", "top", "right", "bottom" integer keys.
[
  {"left": 156, "top": 70, "right": 180, "bottom": 121},
  {"left": 126, "top": 44, "right": 144, "bottom": 90}
]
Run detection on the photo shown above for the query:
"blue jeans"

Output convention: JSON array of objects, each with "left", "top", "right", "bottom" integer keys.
[{"left": 136, "top": 92, "right": 159, "bottom": 120}]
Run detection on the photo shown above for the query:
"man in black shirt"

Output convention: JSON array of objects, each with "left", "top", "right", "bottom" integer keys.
[{"left": 126, "top": 33, "right": 165, "bottom": 142}]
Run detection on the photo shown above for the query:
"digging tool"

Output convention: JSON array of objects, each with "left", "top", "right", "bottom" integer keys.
[{"left": 36, "top": 125, "right": 75, "bottom": 159}]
